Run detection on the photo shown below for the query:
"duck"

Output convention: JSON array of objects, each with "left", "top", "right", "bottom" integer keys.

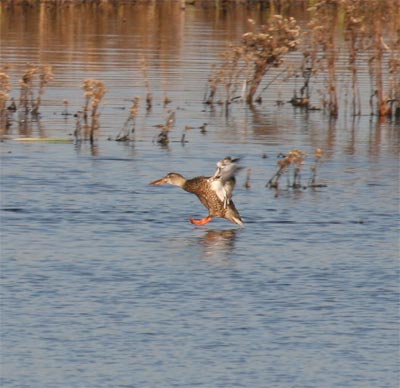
[{"left": 150, "top": 157, "right": 244, "bottom": 226}]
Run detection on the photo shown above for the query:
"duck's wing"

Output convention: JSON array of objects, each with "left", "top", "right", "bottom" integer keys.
[
  {"left": 209, "top": 178, "right": 229, "bottom": 205},
  {"left": 211, "top": 157, "right": 241, "bottom": 183},
  {"left": 209, "top": 157, "right": 242, "bottom": 208}
]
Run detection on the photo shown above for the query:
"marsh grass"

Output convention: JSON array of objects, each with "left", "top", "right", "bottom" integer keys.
[
  {"left": 205, "top": 0, "right": 399, "bottom": 118},
  {"left": 0, "top": 69, "right": 12, "bottom": 131},
  {"left": 205, "top": 15, "right": 301, "bottom": 106},
  {"left": 81, "top": 79, "right": 106, "bottom": 144},
  {"left": 116, "top": 97, "right": 141, "bottom": 142},
  {"left": 308, "top": 1, "right": 339, "bottom": 117},
  {"left": 153, "top": 110, "right": 176, "bottom": 147},
  {"left": 18, "top": 64, "right": 53, "bottom": 116},
  {"left": 2, "top": 0, "right": 397, "bottom": 142},
  {"left": 308, "top": 148, "right": 326, "bottom": 188},
  {"left": 1, "top": 64, "right": 53, "bottom": 134},
  {"left": 140, "top": 57, "right": 153, "bottom": 111},
  {"left": 267, "top": 148, "right": 326, "bottom": 190}
]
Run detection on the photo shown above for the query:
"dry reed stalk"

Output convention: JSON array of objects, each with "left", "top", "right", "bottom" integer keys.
[
  {"left": 369, "top": 8, "right": 386, "bottom": 116},
  {"left": 308, "top": 148, "right": 326, "bottom": 187},
  {"left": 31, "top": 65, "right": 53, "bottom": 115},
  {"left": 206, "top": 14, "right": 300, "bottom": 106},
  {"left": 388, "top": 55, "right": 400, "bottom": 119},
  {"left": 81, "top": 79, "right": 106, "bottom": 144},
  {"left": 386, "top": 1, "right": 400, "bottom": 119},
  {"left": 140, "top": 57, "right": 152, "bottom": 111},
  {"left": 74, "top": 111, "right": 83, "bottom": 143},
  {"left": 116, "top": 97, "right": 140, "bottom": 141},
  {"left": 18, "top": 64, "right": 53, "bottom": 116},
  {"left": 244, "top": 168, "right": 252, "bottom": 189},
  {"left": 154, "top": 110, "right": 175, "bottom": 146},
  {"left": 354, "top": 0, "right": 399, "bottom": 117},
  {"left": 288, "top": 59, "right": 311, "bottom": 108},
  {"left": 205, "top": 64, "right": 220, "bottom": 105},
  {"left": 221, "top": 45, "right": 243, "bottom": 106},
  {"left": 308, "top": 0, "right": 339, "bottom": 117},
  {"left": 19, "top": 64, "right": 37, "bottom": 114},
  {"left": 267, "top": 149, "right": 321, "bottom": 189},
  {"left": 0, "top": 71, "right": 12, "bottom": 131},
  {"left": 343, "top": 0, "right": 363, "bottom": 116},
  {"left": 243, "top": 15, "right": 301, "bottom": 104},
  {"left": 62, "top": 99, "right": 69, "bottom": 116}
]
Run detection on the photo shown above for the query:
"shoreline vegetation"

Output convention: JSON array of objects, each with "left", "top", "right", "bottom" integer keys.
[{"left": 1, "top": 0, "right": 399, "bottom": 140}]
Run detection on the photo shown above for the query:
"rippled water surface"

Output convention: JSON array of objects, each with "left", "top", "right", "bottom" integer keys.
[{"left": 1, "top": 3, "right": 399, "bottom": 388}]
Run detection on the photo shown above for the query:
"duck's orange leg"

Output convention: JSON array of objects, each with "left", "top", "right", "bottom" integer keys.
[{"left": 189, "top": 216, "right": 213, "bottom": 225}]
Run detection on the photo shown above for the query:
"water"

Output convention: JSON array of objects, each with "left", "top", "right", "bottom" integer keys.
[{"left": 1, "top": 3, "right": 399, "bottom": 387}]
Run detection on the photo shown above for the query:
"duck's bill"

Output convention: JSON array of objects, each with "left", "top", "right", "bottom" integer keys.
[{"left": 150, "top": 177, "right": 167, "bottom": 185}]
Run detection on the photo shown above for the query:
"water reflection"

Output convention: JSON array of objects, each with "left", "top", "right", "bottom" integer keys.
[
  {"left": 1, "top": 1, "right": 398, "bottom": 160},
  {"left": 197, "top": 228, "right": 238, "bottom": 263},
  {"left": 16, "top": 115, "right": 46, "bottom": 138},
  {"left": 1, "top": 4, "right": 399, "bottom": 388},
  {"left": 74, "top": 141, "right": 100, "bottom": 157}
]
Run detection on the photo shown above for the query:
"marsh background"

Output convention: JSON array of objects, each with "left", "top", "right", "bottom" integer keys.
[{"left": 1, "top": 1, "right": 399, "bottom": 387}]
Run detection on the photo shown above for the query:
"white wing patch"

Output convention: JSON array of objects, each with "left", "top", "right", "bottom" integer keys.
[
  {"left": 209, "top": 178, "right": 231, "bottom": 208},
  {"left": 209, "top": 157, "right": 242, "bottom": 209},
  {"left": 210, "top": 179, "right": 226, "bottom": 201}
]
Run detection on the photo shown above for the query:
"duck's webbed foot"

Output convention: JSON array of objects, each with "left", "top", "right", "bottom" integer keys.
[{"left": 189, "top": 216, "right": 213, "bottom": 226}]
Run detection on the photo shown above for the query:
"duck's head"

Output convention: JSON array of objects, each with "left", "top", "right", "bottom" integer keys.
[{"left": 150, "top": 173, "right": 186, "bottom": 187}]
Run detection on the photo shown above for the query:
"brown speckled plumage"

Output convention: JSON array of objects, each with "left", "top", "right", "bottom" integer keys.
[
  {"left": 150, "top": 171, "right": 243, "bottom": 226},
  {"left": 182, "top": 175, "right": 242, "bottom": 223}
]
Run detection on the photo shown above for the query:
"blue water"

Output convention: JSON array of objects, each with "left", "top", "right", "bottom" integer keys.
[
  {"left": 1, "top": 3, "right": 399, "bottom": 387},
  {"left": 2, "top": 133, "right": 399, "bottom": 387}
]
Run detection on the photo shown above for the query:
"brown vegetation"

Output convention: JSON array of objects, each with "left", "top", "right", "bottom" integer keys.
[
  {"left": 1, "top": 0, "right": 398, "bottom": 141},
  {"left": 205, "top": 15, "right": 301, "bottom": 106},
  {"left": 18, "top": 64, "right": 53, "bottom": 115},
  {"left": 206, "top": 0, "right": 399, "bottom": 118},
  {"left": 80, "top": 79, "right": 107, "bottom": 144},
  {"left": 116, "top": 97, "right": 141, "bottom": 142},
  {"left": 0, "top": 69, "right": 12, "bottom": 131},
  {"left": 0, "top": 64, "right": 53, "bottom": 133},
  {"left": 267, "top": 148, "right": 326, "bottom": 190}
]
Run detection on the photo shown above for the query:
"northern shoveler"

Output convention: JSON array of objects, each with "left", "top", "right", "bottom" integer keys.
[{"left": 150, "top": 157, "right": 244, "bottom": 226}]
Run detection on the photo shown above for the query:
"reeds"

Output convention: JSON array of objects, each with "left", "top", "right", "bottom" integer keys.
[
  {"left": 205, "top": 15, "right": 301, "bottom": 106},
  {"left": 80, "top": 79, "right": 107, "bottom": 144},
  {"left": 296, "top": 0, "right": 399, "bottom": 118},
  {"left": 364, "top": 0, "right": 399, "bottom": 118},
  {"left": 307, "top": 0, "right": 339, "bottom": 117},
  {"left": 154, "top": 110, "right": 175, "bottom": 147},
  {"left": 18, "top": 64, "right": 53, "bottom": 116},
  {"left": 244, "top": 15, "right": 301, "bottom": 104},
  {"left": 32, "top": 65, "right": 54, "bottom": 115},
  {"left": 308, "top": 148, "right": 325, "bottom": 187},
  {"left": 140, "top": 57, "right": 153, "bottom": 111},
  {"left": 341, "top": 0, "right": 400, "bottom": 118},
  {"left": 0, "top": 70, "right": 12, "bottom": 131},
  {"left": 116, "top": 97, "right": 140, "bottom": 141},
  {"left": 343, "top": 0, "right": 363, "bottom": 116},
  {"left": 1, "top": 63, "right": 53, "bottom": 133},
  {"left": 267, "top": 148, "right": 326, "bottom": 190},
  {"left": 203, "top": 0, "right": 399, "bottom": 119}
]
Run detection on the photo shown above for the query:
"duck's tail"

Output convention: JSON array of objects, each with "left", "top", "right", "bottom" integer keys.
[{"left": 226, "top": 203, "right": 244, "bottom": 226}]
